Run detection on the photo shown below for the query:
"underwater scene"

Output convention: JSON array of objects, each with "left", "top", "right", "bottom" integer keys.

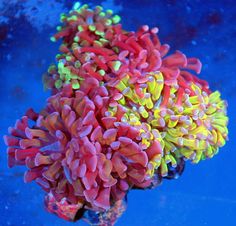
[{"left": 0, "top": 0, "right": 235, "bottom": 225}]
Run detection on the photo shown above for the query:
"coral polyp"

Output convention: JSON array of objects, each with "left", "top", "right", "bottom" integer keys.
[{"left": 4, "top": 3, "right": 228, "bottom": 225}]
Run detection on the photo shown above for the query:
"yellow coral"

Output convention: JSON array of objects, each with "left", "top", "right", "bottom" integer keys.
[{"left": 112, "top": 71, "right": 228, "bottom": 177}]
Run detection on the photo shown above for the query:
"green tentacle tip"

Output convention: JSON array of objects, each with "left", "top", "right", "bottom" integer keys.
[
  {"left": 74, "top": 36, "right": 79, "bottom": 42},
  {"left": 98, "top": 69, "right": 105, "bottom": 76},
  {"left": 81, "top": 4, "right": 89, "bottom": 9},
  {"left": 50, "top": 37, "right": 56, "bottom": 42},
  {"left": 106, "top": 9, "right": 113, "bottom": 15},
  {"left": 66, "top": 56, "right": 72, "bottom": 61},
  {"left": 56, "top": 26, "right": 62, "bottom": 31},
  {"left": 75, "top": 61, "right": 81, "bottom": 68},
  {"left": 73, "top": 2, "right": 81, "bottom": 10},
  {"left": 105, "top": 19, "right": 112, "bottom": 26},
  {"left": 65, "top": 74, "right": 71, "bottom": 81},
  {"left": 48, "top": 65, "right": 56, "bottom": 73},
  {"left": 58, "top": 61, "right": 64, "bottom": 69},
  {"left": 112, "top": 61, "right": 122, "bottom": 71},
  {"left": 60, "top": 13, "right": 66, "bottom": 22},
  {"left": 113, "top": 46, "right": 119, "bottom": 53},
  {"left": 72, "top": 81, "right": 80, "bottom": 89},
  {"left": 99, "top": 12, "right": 106, "bottom": 17},
  {"left": 95, "top": 30, "right": 105, "bottom": 37},
  {"left": 94, "top": 40, "right": 103, "bottom": 47},
  {"left": 55, "top": 79, "right": 63, "bottom": 89},
  {"left": 89, "top": 25, "right": 96, "bottom": 31},
  {"left": 68, "top": 15, "right": 78, "bottom": 21},
  {"left": 112, "top": 15, "right": 121, "bottom": 24},
  {"left": 78, "top": 25, "right": 84, "bottom": 32},
  {"left": 95, "top": 6, "right": 103, "bottom": 12}
]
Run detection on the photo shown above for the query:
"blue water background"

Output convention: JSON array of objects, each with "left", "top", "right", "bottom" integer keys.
[{"left": 0, "top": 0, "right": 236, "bottom": 225}]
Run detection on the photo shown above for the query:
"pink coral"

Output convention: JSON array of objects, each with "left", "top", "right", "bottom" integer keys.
[
  {"left": 45, "top": 5, "right": 208, "bottom": 96},
  {"left": 4, "top": 81, "right": 152, "bottom": 212},
  {"left": 4, "top": 3, "right": 228, "bottom": 225}
]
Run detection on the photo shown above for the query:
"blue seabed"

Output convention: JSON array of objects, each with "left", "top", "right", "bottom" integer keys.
[{"left": 0, "top": 0, "right": 236, "bottom": 225}]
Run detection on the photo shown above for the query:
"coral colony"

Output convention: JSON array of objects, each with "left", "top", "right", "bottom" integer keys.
[{"left": 4, "top": 3, "right": 228, "bottom": 225}]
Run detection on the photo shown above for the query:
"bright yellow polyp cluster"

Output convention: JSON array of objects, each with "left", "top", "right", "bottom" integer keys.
[
  {"left": 115, "top": 72, "right": 164, "bottom": 107},
  {"left": 111, "top": 71, "right": 228, "bottom": 177}
]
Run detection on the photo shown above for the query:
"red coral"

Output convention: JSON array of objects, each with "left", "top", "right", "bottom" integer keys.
[
  {"left": 45, "top": 6, "right": 209, "bottom": 96},
  {"left": 4, "top": 4, "right": 228, "bottom": 225},
  {"left": 4, "top": 80, "right": 152, "bottom": 212}
]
